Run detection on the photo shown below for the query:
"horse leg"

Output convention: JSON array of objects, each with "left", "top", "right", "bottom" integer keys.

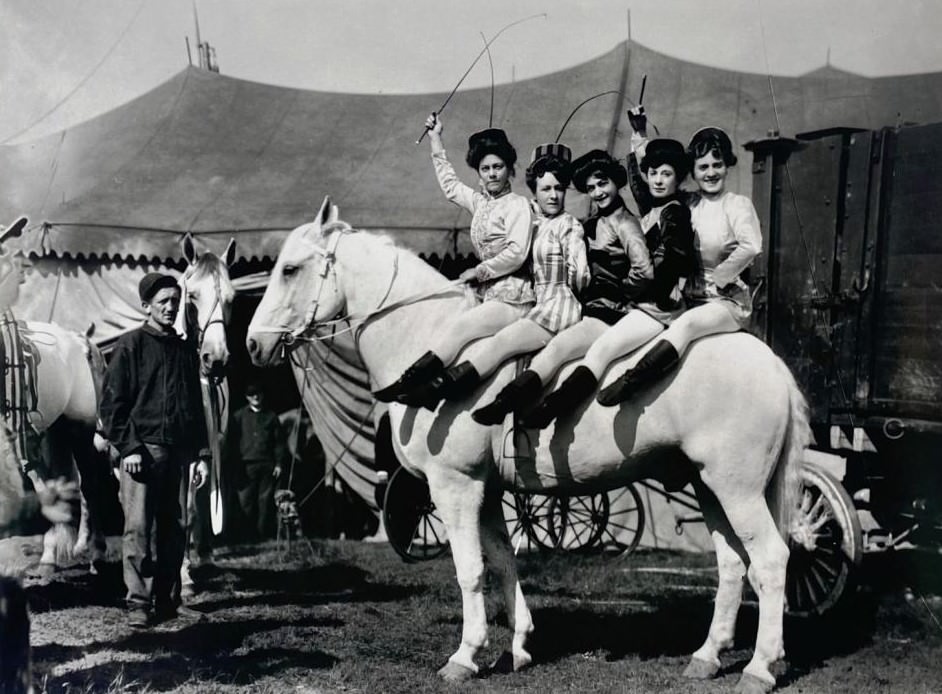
[
  {"left": 479, "top": 479, "right": 533, "bottom": 673},
  {"left": 684, "top": 484, "right": 748, "bottom": 680},
  {"left": 706, "top": 487, "right": 789, "bottom": 693},
  {"left": 69, "top": 423, "right": 117, "bottom": 566},
  {"left": 426, "top": 467, "right": 488, "bottom": 681}
]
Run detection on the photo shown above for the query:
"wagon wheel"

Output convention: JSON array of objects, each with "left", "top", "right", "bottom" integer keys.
[
  {"left": 517, "top": 493, "right": 562, "bottom": 551},
  {"left": 382, "top": 466, "right": 449, "bottom": 562},
  {"left": 502, "top": 492, "right": 545, "bottom": 554},
  {"left": 786, "top": 464, "right": 863, "bottom": 616},
  {"left": 553, "top": 493, "right": 610, "bottom": 551},
  {"left": 595, "top": 483, "right": 646, "bottom": 555}
]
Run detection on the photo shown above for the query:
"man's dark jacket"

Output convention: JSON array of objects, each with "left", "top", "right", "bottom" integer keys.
[{"left": 100, "top": 323, "right": 208, "bottom": 459}]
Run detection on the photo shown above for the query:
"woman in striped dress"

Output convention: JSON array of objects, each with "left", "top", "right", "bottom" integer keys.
[
  {"left": 475, "top": 149, "right": 654, "bottom": 426},
  {"left": 373, "top": 114, "right": 534, "bottom": 409},
  {"left": 427, "top": 145, "right": 589, "bottom": 415}
]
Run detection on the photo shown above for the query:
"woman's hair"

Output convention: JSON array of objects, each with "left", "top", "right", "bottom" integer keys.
[
  {"left": 640, "top": 138, "right": 691, "bottom": 180},
  {"left": 570, "top": 149, "right": 628, "bottom": 194},
  {"left": 525, "top": 155, "right": 572, "bottom": 193},
  {"left": 687, "top": 127, "right": 738, "bottom": 167},
  {"left": 466, "top": 128, "right": 518, "bottom": 173}
]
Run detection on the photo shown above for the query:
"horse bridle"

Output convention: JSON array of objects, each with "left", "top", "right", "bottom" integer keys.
[
  {"left": 253, "top": 225, "right": 465, "bottom": 357},
  {"left": 182, "top": 263, "right": 227, "bottom": 353}
]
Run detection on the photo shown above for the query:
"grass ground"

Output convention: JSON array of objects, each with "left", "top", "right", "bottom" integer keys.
[{"left": 16, "top": 538, "right": 942, "bottom": 693}]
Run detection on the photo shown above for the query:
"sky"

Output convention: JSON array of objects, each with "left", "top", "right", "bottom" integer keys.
[{"left": 1, "top": 0, "right": 941, "bottom": 144}]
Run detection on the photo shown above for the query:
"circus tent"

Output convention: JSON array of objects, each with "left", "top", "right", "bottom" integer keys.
[{"left": 2, "top": 39, "right": 941, "bottom": 545}]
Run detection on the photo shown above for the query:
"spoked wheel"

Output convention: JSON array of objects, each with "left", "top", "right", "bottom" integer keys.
[
  {"left": 786, "top": 464, "right": 863, "bottom": 616},
  {"left": 502, "top": 492, "right": 545, "bottom": 554},
  {"left": 552, "top": 494, "right": 609, "bottom": 551},
  {"left": 518, "top": 493, "right": 562, "bottom": 551},
  {"left": 595, "top": 484, "right": 646, "bottom": 555},
  {"left": 382, "top": 466, "right": 449, "bottom": 562}
]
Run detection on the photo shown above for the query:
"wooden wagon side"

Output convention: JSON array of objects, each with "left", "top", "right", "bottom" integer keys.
[{"left": 747, "top": 123, "right": 942, "bottom": 564}]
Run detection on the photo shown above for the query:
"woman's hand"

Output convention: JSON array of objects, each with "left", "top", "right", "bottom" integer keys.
[
  {"left": 627, "top": 106, "right": 648, "bottom": 136},
  {"left": 425, "top": 113, "right": 443, "bottom": 135},
  {"left": 459, "top": 267, "right": 479, "bottom": 283}
]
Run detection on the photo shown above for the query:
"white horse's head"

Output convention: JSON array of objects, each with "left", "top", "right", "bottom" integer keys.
[
  {"left": 180, "top": 233, "right": 237, "bottom": 379},
  {"left": 247, "top": 196, "right": 349, "bottom": 367}
]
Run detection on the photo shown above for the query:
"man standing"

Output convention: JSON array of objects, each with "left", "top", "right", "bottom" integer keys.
[
  {"left": 229, "top": 381, "right": 287, "bottom": 541},
  {"left": 100, "top": 272, "right": 210, "bottom": 628}
]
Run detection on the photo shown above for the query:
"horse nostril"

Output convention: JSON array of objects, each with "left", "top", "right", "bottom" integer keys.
[{"left": 247, "top": 338, "right": 258, "bottom": 356}]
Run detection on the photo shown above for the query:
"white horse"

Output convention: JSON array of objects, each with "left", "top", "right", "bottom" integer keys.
[
  {"left": 246, "top": 198, "right": 811, "bottom": 694},
  {"left": 178, "top": 233, "right": 236, "bottom": 550}
]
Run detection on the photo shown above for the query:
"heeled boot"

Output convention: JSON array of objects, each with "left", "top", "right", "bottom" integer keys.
[
  {"left": 402, "top": 361, "right": 479, "bottom": 411},
  {"left": 373, "top": 351, "right": 443, "bottom": 403},
  {"left": 438, "top": 362, "right": 481, "bottom": 402},
  {"left": 519, "top": 365, "right": 598, "bottom": 430},
  {"left": 472, "top": 370, "right": 543, "bottom": 425},
  {"left": 596, "top": 340, "right": 680, "bottom": 406}
]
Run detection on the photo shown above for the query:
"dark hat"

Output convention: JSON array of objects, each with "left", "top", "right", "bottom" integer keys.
[
  {"left": 640, "top": 138, "right": 691, "bottom": 179},
  {"left": 138, "top": 272, "right": 179, "bottom": 302},
  {"left": 245, "top": 380, "right": 263, "bottom": 396},
  {"left": 570, "top": 149, "right": 627, "bottom": 193},
  {"left": 530, "top": 142, "right": 572, "bottom": 165},
  {"left": 465, "top": 128, "right": 517, "bottom": 170},
  {"left": 688, "top": 126, "right": 737, "bottom": 166}
]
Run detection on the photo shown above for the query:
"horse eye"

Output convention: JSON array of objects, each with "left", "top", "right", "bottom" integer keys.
[{"left": 282, "top": 265, "right": 298, "bottom": 277}]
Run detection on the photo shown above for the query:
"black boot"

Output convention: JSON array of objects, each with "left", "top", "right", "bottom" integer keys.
[
  {"left": 438, "top": 362, "right": 481, "bottom": 402},
  {"left": 519, "top": 366, "right": 598, "bottom": 430},
  {"left": 596, "top": 340, "right": 679, "bottom": 406},
  {"left": 472, "top": 370, "right": 543, "bottom": 425},
  {"left": 373, "top": 351, "right": 443, "bottom": 403},
  {"left": 400, "top": 362, "right": 479, "bottom": 411}
]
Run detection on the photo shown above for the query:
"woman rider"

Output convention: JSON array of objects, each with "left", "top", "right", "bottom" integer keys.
[
  {"left": 416, "top": 143, "right": 590, "bottom": 422},
  {"left": 595, "top": 116, "right": 762, "bottom": 404},
  {"left": 373, "top": 114, "right": 534, "bottom": 409},
  {"left": 470, "top": 149, "right": 653, "bottom": 425},
  {"left": 519, "top": 139, "right": 696, "bottom": 427}
]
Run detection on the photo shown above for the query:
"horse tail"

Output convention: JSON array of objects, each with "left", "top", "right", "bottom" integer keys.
[{"left": 767, "top": 357, "right": 812, "bottom": 541}]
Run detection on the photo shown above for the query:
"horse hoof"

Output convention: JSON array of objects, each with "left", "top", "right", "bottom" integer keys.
[
  {"left": 437, "top": 660, "right": 477, "bottom": 682},
  {"left": 734, "top": 672, "right": 775, "bottom": 694},
  {"left": 683, "top": 657, "right": 719, "bottom": 680},
  {"left": 490, "top": 650, "right": 531, "bottom": 674}
]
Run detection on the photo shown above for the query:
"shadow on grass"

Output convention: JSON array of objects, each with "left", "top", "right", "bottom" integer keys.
[
  {"left": 26, "top": 561, "right": 126, "bottom": 613},
  {"left": 527, "top": 590, "right": 876, "bottom": 679},
  {"left": 193, "top": 563, "right": 422, "bottom": 612},
  {"left": 34, "top": 615, "right": 341, "bottom": 690}
]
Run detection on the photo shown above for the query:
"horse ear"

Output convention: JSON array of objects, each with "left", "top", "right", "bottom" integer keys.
[
  {"left": 315, "top": 196, "right": 332, "bottom": 227},
  {"left": 223, "top": 238, "right": 237, "bottom": 267},
  {"left": 85, "top": 322, "right": 96, "bottom": 339},
  {"left": 182, "top": 232, "right": 198, "bottom": 265}
]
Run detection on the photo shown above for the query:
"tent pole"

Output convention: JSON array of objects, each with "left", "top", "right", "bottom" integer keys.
[{"left": 606, "top": 11, "right": 631, "bottom": 155}]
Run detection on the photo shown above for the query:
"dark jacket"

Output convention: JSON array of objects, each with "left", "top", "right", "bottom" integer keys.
[
  {"left": 580, "top": 198, "right": 654, "bottom": 325},
  {"left": 227, "top": 405, "right": 288, "bottom": 468},
  {"left": 100, "top": 323, "right": 209, "bottom": 459}
]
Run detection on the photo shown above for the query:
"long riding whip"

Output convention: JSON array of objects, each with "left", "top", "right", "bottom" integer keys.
[{"left": 415, "top": 13, "right": 546, "bottom": 144}]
